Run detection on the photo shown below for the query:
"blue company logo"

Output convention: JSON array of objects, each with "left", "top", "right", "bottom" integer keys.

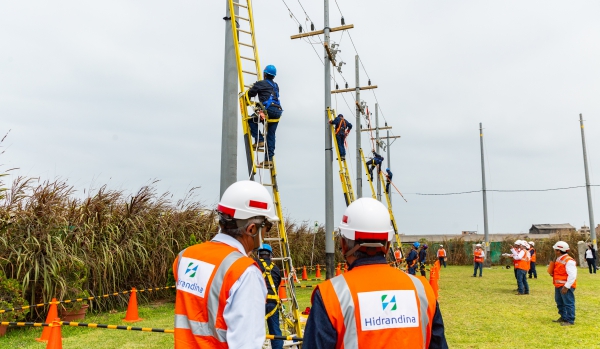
[
  {"left": 381, "top": 294, "right": 397, "bottom": 311},
  {"left": 186, "top": 262, "right": 198, "bottom": 278}
]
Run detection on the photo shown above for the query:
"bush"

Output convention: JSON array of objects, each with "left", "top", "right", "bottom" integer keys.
[{"left": 0, "top": 270, "right": 29, "bottom": 322}]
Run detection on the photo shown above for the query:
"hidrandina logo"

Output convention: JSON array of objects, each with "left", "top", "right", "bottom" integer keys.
[
  {"left": 177, "top": 257, "right": 215, "bottom": 298},
  {"left": 186, "top": 262, "right": 198, "bottom": 278},
  {"left": 381, "top": 294, "right": 397, "bottom": 311},
  {"left": 358, "top": 290, "right": 419, "bottom": 331}
]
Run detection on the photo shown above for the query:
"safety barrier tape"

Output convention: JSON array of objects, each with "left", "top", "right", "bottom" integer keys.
[
  {"left": 0, "top": 285, "right": 176, "bottom": 314},
  {"left": 0, "top": 321, "right": 305, "bottom": 340},
  {"left": 0, "top": 321, "right": 174, "bottom": 333}
]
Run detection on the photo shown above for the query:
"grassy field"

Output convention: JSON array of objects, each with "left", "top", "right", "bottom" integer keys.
[{"left": 2, "top": 265, "right": 599, "bottom": 348}]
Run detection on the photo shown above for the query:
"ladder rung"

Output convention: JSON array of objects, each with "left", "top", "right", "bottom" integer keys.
[
  {"left": 244, "top": 84, "right": 252, "bottom": 88},
  {"left": 272, "top": 257, "right": 290, "bottom": 261},
  {"left": 237, "top": 28, "right": 252, "bottom": 35},
  {"left": 239, "top": 42, "right": 254, "bottom": 48},
  {"left": 232, "top": 2, "right": 248, "bottom": 8},
  {"left": 262, "top": 183, "right": 273, "bottom": 187},
  {"left": 242, "top": 70, "right": 257, "bottom": 75},
  {"left": 235, "top": 15, "right": 250, "bottom": 21},
  {"left": 241, "top": 55, "right": 256, "bottom": 62},
  {"left": 263, "top": 237, "right": 282, "bottom": 242}
]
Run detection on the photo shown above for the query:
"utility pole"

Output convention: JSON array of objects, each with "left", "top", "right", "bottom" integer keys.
[
  {"left": 324, "top": 0, "right": 335, "bottom": 280},
  {"left": 479, "top": 123, "right": 490, "bottom": 266},
  {"left": 579, "top": 114, "right": 597, "bottom": 250},
  {"left": 375, "top": 104, "right": 381, "bottom": 201},
  {"left": 386, "top": 122, "right": 391, "bottom": 205},
  {"left": 355, "top": 55, "right": 362, "bottom": 198},
  {"left": 219, "top": 0, "right": 239, "bottom": 197}
]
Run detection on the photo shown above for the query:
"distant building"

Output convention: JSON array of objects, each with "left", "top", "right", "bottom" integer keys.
[
  {"left": 461, "top": 231, "right": 477, "bottom": 235},
  {"left": 529, "top": 224, "right": 576, "bottom": 235},
  {"left": 580, "top": 226, "right": 590, "bottom": 234}
]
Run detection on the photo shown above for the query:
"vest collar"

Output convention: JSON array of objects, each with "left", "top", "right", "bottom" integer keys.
[
  {"left": 348, "top": 255, "right": 387, "bottom": 271},
  {"left": 212, "top": 232, "right": 247, "bottom": 256}
]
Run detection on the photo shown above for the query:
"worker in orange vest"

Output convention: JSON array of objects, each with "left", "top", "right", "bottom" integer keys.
[
  {"left": 510, "top": 240, "right": 529, "bottom": 295},
  {"left": 528, "top": 241, "right": 537, "bottom": 279},
  {"left": 437, "top": 245, "right": 447, "bottom": 268},
  {"left": 173, "top": 180, "right": 279, "bottom": 348},
  {"left": 303, "top": 198, "right": 448, "bottom": 349},
  {"left": 549, "top": 241, "right": 577, "bottom": 326},
  {"left": 394, "top": 247, "right": 403, "bottom": 263},
  {"left": 472, "top": 244, "right": 485, "bottom": 277}
]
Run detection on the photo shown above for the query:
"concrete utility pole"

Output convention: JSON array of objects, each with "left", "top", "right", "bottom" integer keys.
[
  {"left": 386, "top": 122, "right": 391, "bottom": 205},
  {"left": 219, "top": 0, "right": 239, "bottom": 197},
  {"left": 579, "top": 114, "right": 597, "bottom": 250},
  {"left": 479, "top": 123, "right": 490, "bottom": 266},
  {"left": 324, "top": 0, "right": 335, "bottom": 280},
  {"left": 355, "top": 55, "right": 362, "bottom": 198},
  {"left": 375, "top": 104, "right": 381, "bottom": 201}
]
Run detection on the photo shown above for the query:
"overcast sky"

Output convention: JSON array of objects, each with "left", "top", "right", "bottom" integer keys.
[{"left": 2, "top": 1, "right": 600, "bottom": 235}]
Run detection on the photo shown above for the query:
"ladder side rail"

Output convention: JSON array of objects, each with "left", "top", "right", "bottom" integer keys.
[
  {"left": 360, "top": 148, "right": 377, "bottom": 199},
  {"left": 328, "top": 108, "right": 353, "bottom": 206},
  {"left": 228, "top": 0, "right": 247, "bottom": 91},
  {"left": 341, "top": 160, "right": 355, "bottom": 202},
  {"left": 245, "top": 0, "right": 262, "bottom": 80},
  {"left": 240, "top": 95, "right": 258, "bottom": 178}
]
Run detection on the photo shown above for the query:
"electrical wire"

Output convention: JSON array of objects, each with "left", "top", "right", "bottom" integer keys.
[{"left": 407, "top": 185, "right": 600, "bottom": 196}]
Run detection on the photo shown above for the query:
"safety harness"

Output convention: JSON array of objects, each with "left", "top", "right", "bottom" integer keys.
[
  {"left": 263, "top": 80, "right": 281, "bottom": 110},
  {"left": 259, "top": 258, "right": 281, "bottom": 319},
  {"left": 335, "top": 118, "right": 347, "bottom": 135}
]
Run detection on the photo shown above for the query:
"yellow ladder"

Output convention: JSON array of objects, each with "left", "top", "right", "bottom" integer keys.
[
  {"left": 227, "top": 0, "right": 302, "bottom": 339},
  {"left": 327, "top": 108, "right": 355, "bottom": 206},
  {"left": 359, "top": 148, "right": 376, "bottom": 199}
]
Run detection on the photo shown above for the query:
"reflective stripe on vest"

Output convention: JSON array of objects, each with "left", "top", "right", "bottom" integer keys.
[
  {"left": 174, "top": 248, "right": 246, "bottom": 342},
  {"left": 408, "top": 275, "right": 429, "bottom": 349}
]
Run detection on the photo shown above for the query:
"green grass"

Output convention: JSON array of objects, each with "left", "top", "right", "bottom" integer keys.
[{"left": 3, "top": 266, "right": 599, "bottom": 348}]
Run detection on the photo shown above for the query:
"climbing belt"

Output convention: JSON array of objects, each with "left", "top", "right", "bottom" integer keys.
[{"left": 227, "top": 0, "right": 302, "bottom": 338}]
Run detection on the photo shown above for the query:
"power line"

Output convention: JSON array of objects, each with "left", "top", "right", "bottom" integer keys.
[{"left": 407, "top": 185, "right": 600, "bottom": 196}]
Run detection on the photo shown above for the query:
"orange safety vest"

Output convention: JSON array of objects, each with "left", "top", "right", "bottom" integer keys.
[
  {"left": 553, "top": 254, "right": 577, "bottom": 289},
  {"left": 473, "top": 250, "right": 484, "bottom": 263},
  {"left": 394, "top": 250, "right": 401, "bottom": 261},
  {"left": 530, "top": 248, "right": 536, "bottom": 263},
  {"left": 522, "top": 250, "right": 531, "bottom": 270},
  {"left": 173, "top": 241, "right": 258, "bottom": 349},
  {"left": 315, "top": 263, "right": 436, "bottom": 349},
  {"left": 437, "top": 249, "right": 446, "bottom": 258}
]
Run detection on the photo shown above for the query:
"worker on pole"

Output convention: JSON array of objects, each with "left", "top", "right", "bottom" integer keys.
[
  {"left": 173, "top": 180, "right": 278, "bottom": 348},
  {"left": 303, "top": 198, "right": 448, "bottom": 348},
  {"left": 472, "top": 244, "right": 485, "bottom": 277},
  {"left": 437, "top": 245, "right": 447, "bottom": 268},
  {"left": 385, "top": 168, "right": 393, "bottom": 194},
  {"left": 247, "top": 64, "right": 283, "bottom": 167},
  {"left": 256, "top": 244, "right": 282, "bottom": 349},
  {"left": 329, "top": 113, "right": 352, "bottom": 161},
  {"left": 366, "top": 150, "right": 384, "bottom": 181},
  {"left": 406, "top": 242, "right": 420, "bottom": 275},
  {"left": 549, "top": 241, "right": 577, "bottom": 326}
]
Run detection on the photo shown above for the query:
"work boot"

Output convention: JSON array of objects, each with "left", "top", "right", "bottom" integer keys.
[{"left": 552, "top": 317, "right": 566, "bottom": 323}]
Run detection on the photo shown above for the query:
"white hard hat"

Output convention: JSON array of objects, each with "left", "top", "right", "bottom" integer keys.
[
  {"left": 553, "top": 241, "right": 570, "bottom": 252},
  {"left": 439, "top": 245, "right": 443, "bottom": 247},
  {"left": 475, "top": 243, "right": 482, "bottom": 247},
  {"left": 514, "top": 240, "right": 522, "bottom": 245},
  {"left": 521, "top": 241, "right": 530, "bottom": 249},
  {"left": 528, "top": 241, "right": 535, "bottom": 246},
  {"left": 339, "top": 198, "right": 394, "bottom": 241},
  {"left": 217, "top": 180, "right": 279, "bottom": 221}
]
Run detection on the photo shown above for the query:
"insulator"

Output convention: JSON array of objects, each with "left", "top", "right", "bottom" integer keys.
[
  {"left": 311, "top": 22, "right": 315, "bottom": 31},
  {"left": 368, "top": 79, "right": 371, "bottom": 86},
  {"left": 299, "top": 25, "right": 303, "bottom": 33},
  {"left": 336, "top": 83, "right": 339, "bottom": 89},
  {"left": 341, "top": 17, "right": 345, "bottom": 25},
  {"left": 345, "top": 82, "right": 348, "bottom": 88}
]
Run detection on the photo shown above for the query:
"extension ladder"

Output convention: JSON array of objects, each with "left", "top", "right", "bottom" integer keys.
[
  {"left": 226, "top": 0, "right": 303, "bottom": 340},
  {"left": 327, "top": 108, "right": 355, "bottom": 206}
]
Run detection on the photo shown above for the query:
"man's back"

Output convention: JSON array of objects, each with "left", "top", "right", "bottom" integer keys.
[{"left": 248, "top": 79, "right": 279, "bottom": 105}]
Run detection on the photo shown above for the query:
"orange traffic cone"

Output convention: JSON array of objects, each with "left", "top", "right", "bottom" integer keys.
[
  {"left": 123, "top": 288, "right": 143, "bottom": 322},
  {"left": 278, "top": 281, "right": 288, "bottom": 301},
  {"left": 335, "top": 264, "right": 341, "bottom": 276},
  {"left": 315, "top": 264, "right": 321, "bottom": 278},
  {"left": 37, "top": 298, "right": 59, "bottom": 342},
  {"left": 45, "top": 318, "right": 62, "bottom": 349},
  {"left": 343, "top": 263, "right": 348, "bottom": 273},
  {"left": 302, "top": 266, "right": 308, "bottom": 281}
]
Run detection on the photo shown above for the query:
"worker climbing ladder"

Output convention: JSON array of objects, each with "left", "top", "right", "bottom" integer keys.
[
  {"left": 226, "top": 0, "right": 303, "bottom": 340},
  {"left": 327, "top": 108, "right": 355, "bottom": 206},
  {"left": 360, "top": 148, "right": 403, "bottom": 260}
]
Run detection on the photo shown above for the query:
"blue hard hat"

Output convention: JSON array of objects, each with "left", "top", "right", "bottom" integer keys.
[
  {"left": 258, "top": 243, "right": 273, "bottom": 254},
  {"left": 338, "top": 114, "right": 343, "bottom": 118},
  {"left": 413, "top": 242, "right": 420, "bottom": 248},
  {"left": 264, "top": 65, "right": 277, "bottom": 77},
  {"left": 386, "top": 168, "right": 390, "bottom": 172}
]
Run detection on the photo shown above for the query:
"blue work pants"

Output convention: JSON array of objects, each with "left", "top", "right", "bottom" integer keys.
[
  {"left": 516, "top": 269, "right": 529, "bottom": 294},
  {"left": 555, "top": 287, "right": 575, "bottom": 324},
  {"left": 408, "top": 264, "right": 417, "bottom": 275},
  {"left": 528, "top": 262, "right": 538, "bottom": 278},
  {"left": 473, "top": 262, "right": 483, "bottom": 277},
  {"left": 264, "top": 107, "right": 282, "bottom": 161},
  {"left": 266, "top": 302, "right": 283, "bottom": 349},
  {"left": 587, "top": 258, "right": 597, "bottom": 274},
  {"left": 438, "top": 257, "right": 446, "bottom": 268},
  {"left": 248, "top": 117, "right": 264, "bottom": 143},
  {"left": 335, "top": 133, "right": 346, "bottom": 157}
]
